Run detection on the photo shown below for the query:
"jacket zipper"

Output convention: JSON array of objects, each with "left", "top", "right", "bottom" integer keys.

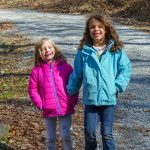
[
  {"left": 91, "top": 52, "right": 105, "bottom": 104},
  {"left": 49, "top": 64, "right": 61, "bottom": 115}
]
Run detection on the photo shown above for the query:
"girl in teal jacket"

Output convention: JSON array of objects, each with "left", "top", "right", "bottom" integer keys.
[{"left": 67, "top": 14, "right": 131, "bottom": 150}]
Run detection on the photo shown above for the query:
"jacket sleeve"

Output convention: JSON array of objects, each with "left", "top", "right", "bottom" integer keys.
[
  {"left": 28, "top": 68, "right": 43, "bottom": 110},
  {"left": 115, "top": 50, "right": 132, "bottom": 92},
  {"left": 65, "top": 63, "right": 79, "bottom": 106},
  {"left": 67, "top": 51, "right": 83, "bottom": 95}
]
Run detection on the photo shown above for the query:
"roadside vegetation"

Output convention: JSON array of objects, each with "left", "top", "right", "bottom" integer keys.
[{"left": 0, "top": 28, "right": 33, "bottom": 100}]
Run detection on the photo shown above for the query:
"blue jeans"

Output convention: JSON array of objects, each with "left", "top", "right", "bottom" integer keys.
[
  {"left": 45, "top": 115, "right": 72, "bottom": 150},
  {"left": 84, "top": 105, "right": 116, "bottom": 150}
]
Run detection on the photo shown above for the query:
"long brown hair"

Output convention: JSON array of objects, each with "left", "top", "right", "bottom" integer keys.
[
  {"left": 34, "top": 38, "right": 66, "bottom": 66},
  {"left": 79, "top": 13, "right": 123, "bottom": 52}
]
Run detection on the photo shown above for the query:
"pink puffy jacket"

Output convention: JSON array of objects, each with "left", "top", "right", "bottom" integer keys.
[{"left": 28, "top": 60, "right": 78, "bottom": 117}]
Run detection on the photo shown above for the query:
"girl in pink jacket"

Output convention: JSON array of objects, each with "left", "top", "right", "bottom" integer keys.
[{"left": 28, "top": 38, "right": 78, "bottom": 150}]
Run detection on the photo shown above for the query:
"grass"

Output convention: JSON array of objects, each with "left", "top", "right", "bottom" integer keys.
[
  {"left": 0, "top": 33, "right": 33, "bottom": 101},
  {"left": 0, "top": 123, "right": 9, "bottom": 144},
  {"left": 0, "top": 77, "right": 29, "bottom": 101}
]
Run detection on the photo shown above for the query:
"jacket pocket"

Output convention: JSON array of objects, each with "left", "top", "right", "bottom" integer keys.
[
  {"left": 85, "top": 90, "right": 98, "bottom": 101},
  {"left": 109, "top": 84, "right": 117, "bottom": 98}
]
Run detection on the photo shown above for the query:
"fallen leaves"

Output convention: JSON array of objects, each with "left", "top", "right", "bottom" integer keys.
[
  {"left": 0, "top": 34, "right": 34, "bottom": 101},
  {"left": 0, "top": 22, "right": 14, "bottom": 31},
  {"left": 0, "top": 99, "right": 84, "bottom": 149}
]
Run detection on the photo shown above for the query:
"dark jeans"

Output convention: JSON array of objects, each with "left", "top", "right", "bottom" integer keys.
[{"left": 84, "top": 105, "right": 116, "bottom": 150}]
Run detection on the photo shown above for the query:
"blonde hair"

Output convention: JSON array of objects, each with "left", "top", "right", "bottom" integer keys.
[
  {"left": 34, "top": 38, "right": 66, "bottom": 66},
  {"left": 79, "top": 13, "right": 123, "bottom": 52}
]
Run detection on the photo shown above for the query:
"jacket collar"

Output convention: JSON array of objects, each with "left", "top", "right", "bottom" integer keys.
[
  {"left": 37, "top": 59, "right": 66, "bottom": 67},
  {"left": 80, "top": 40, "right": 115, "bottom": 69},
  {"left": 82, "top": 39, "right": 114, "bottom": 55}
]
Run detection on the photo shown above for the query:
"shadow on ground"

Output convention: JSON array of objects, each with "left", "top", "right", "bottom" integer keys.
[{"left": 0, "top": 143, "right": 15, "bottom": 150}]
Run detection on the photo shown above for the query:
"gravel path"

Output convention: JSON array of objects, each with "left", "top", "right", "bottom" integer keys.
[{"left": 0, "top": 9, "right": 150, "bottom": 150}]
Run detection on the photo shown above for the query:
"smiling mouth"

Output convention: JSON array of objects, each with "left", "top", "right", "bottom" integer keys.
[
  {"left": 45, "top": 52, "right": 52, "bottom": 56},
  {"left": 93, "top": 33, "right": 100, "bottom": 37}
]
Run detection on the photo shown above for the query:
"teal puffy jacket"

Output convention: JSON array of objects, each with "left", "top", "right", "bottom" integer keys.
[{"left": 67, "top": 40, "right": 131, "bottom": 106}]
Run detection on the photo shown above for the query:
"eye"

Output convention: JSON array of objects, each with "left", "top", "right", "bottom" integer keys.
[
  {"left": 89, "top": 25, "right": 95, "bottom": 29},
  {"left": 98, "top": 25, "right": 102, "bottom": 28},
  {"left": 41, "top": 48, "right": 46, "bottom": 52},
  {"left": 41, "top": 49, "right": 44, "bottom": 52}
]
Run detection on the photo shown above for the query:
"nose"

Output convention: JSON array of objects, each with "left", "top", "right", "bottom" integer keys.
[
  {"left": 45, "top": 48, "right": 50, "bottom": 53},
  {"left": 94, "top": 26, "right": 99, "bottom": 31}
]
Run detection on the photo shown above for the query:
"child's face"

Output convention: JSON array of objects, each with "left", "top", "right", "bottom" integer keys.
[
  {"left": 89, "top": 18, "right": 106, "bottom": 45},
  {"left": 41, "top": 40, "right": 55, "bottom": 62}
]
